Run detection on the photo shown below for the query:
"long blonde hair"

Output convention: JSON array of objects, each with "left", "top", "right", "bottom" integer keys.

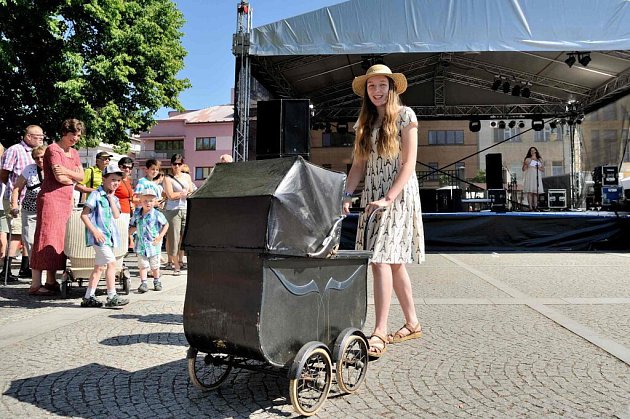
[{"left": 353, "top": 78, "right": 402, "bottom": 160}]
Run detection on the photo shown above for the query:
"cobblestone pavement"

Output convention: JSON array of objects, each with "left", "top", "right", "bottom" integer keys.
[{"left": 0, "top": 252, "right": 629, "bottom": 418}]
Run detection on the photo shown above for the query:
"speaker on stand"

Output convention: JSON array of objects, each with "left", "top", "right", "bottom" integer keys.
[{"left": 256, "top": 99, "right": 311, "bottom": 160}]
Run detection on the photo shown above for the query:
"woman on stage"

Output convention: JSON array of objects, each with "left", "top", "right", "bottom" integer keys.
[{"left": 522, "top": 146, "right": 545, "bottom": 211}]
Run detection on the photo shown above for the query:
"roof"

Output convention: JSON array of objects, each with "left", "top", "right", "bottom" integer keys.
[
  {"left": 245, "top": 0, "right": 630, "bottom": 120},
  {"left": 166, "top": 105, "right": 234, "bottom": 123}
]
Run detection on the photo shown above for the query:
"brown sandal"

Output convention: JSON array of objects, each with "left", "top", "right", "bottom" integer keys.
[
  {"left": 389, "top": 322, "right": 422, "bottom": 343},
  {"left": 367, "top": 332, "right": 388, "bottom": 359}
]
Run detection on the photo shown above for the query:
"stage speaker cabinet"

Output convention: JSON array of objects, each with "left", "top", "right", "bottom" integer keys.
[
  {"left": 488, "top": 189, "right": 506, "bottom": 212},
  {"left": 256, "top": 99, "right": 310, "bottom": 159},
  {"left": 593, "top": 165, "right": 618, "bottom": 186},
  {"left": 436, "top": 189, "right": 463, "bottom": 213},
  {"left": 602, "top": 186, "right": 622, "bottom": 205},
  {"left": 419, "top": 189, "right": 438, "bottom": 213},
  {"left": 538, "top": 192, "right": 548, "bottom": 209},
  {"left": 485, "top": 153, "right": 503, "bottom": 190},
  {"left": 548, "top": 189, "right": 567, "bottom": 209}
]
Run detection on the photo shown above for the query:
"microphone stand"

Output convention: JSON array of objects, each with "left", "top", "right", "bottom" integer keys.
[{"left": 536, "top": 160, "right": 549, "bottom": 210}]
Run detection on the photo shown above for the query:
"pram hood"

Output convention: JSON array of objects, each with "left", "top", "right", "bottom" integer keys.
[{"left": 182, "top": 156, "right": 346, "bottom": 257}]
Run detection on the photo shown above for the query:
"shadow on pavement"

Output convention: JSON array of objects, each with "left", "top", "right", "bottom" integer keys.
[
  {"left": 4, "top": 360, "right": 294, "bottom": 418},
  {"left": 107, "top": 313, "right": 183, "bottom": 325},
  {"left": 100, "top": 331, "right": 187, "bottom": 347}
]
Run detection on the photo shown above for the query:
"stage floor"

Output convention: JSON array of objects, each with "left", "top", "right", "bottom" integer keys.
[{"left": 341, "top": 211, "right": 630, "bottom": 252}]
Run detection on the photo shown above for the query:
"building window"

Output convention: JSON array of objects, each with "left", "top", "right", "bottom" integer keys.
[
  {"left": 427, "top": 162, "right": 439, "bottom": 180},
  {"left": 155, "top": 139, "right": 183, "bottom": 151},
  {"left": 534, "top": 127, "right": 552, "bottom": 142},
  {"left": 196, "top": 137, "right": 216, "bottom": 151},
  {"left": 428, "top": 130, "right": 464, "bottom": 145},
  {"left": 322, "top": 132, "right": 353, "bottom": 147},
  {"left": 195, "top": 167, "right": 212, "bottom": 181},
  {"left": 493, "top": 128, "right": 521, "bottom": 142},
  {"left": 551, "top": 161, "right": 564, "bottom": 176}
]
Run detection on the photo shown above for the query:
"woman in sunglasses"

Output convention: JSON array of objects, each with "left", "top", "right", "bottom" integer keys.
[{"left": 163, "top": 154, "right": 194, "bottom": 275}]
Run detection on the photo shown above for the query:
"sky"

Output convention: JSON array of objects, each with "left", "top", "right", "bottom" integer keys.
[{"left": 157, "top": 0, "right": 345, "bottom": 118}]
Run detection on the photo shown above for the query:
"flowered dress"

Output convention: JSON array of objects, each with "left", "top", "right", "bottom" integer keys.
[{"left": 355, "top": 106, "right": 425, "bottom": 264}]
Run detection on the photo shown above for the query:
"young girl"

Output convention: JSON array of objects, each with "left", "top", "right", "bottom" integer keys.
[{"left": 343, "top": 64, "right": 425, "bottom": 358}]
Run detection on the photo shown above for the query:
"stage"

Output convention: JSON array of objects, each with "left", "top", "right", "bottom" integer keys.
[{"left": 341, "top": 211, "right": 630, "bottom": 252}]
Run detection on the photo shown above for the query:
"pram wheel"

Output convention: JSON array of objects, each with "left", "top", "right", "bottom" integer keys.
[
  {"left": 187, "top": 347, "right": 232, "bottom": 390},
  {"left": 120, "top": 267, "right": 131, "bottom": 295},
  {"left": 334, "top": 333, "right": 368, "bottom": 394},
  {"left": 61, "top": 269, "right": 73, "bottom": 299},
  {"left": 289, "top": 342, "right": 333, "bottom": 416}
]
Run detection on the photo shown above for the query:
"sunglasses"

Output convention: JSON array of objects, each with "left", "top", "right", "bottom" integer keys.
[
  {"left": 172, "top": 162, "right": 183, "bottom": 166},
  {"left": 120, "top": 164, "right": 133, "bottom": 169}
]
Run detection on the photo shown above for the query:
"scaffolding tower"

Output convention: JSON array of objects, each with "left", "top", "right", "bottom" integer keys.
[{"left": 232, "top": 1, "right": 252, "bottom": 161}]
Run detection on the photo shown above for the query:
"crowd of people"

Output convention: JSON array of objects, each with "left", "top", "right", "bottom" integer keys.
[{"left": 1, "top": 119, "right": 204, "bottom": 307}]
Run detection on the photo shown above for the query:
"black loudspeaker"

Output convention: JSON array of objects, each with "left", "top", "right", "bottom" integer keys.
[
  {"left": 419, "top": 189, "right": 438, "bottom": 213},
  {"left": 486, "top": 153, "right": 503, "bottom": 190},
  {"left": 436, "top": 189, "right": 463, "bottom": 212},
  {"left": 256, "top": 99, "right": 310, "bottom": 159}
]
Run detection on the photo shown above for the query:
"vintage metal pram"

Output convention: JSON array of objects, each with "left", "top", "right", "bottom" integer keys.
[
  {"left": 182, "top": 157, "right": 372, "bottom": 416},
  {"left": 59, "top": 207, "right": 131, "bottom": 298}
]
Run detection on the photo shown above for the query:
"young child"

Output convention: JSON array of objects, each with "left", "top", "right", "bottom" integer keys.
[
  {"left": 137, "top": 159, "right": 162, "bottom": 192},
  {"left": 80, "top": 162, "right": 129, "bottom": 308},
  {"left": 129, "top": 184, "right": 169, "bottom": 293}
]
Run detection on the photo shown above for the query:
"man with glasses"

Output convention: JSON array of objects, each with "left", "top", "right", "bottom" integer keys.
[
  {"left": 0, "top": 125, "right": 44, "bottom": 280},
  {"left": 75, "top": 151, "right": 112, "bottom": 202}
]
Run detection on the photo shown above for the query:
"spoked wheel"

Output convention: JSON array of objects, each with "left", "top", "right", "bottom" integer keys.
[
  {"left": 187, "top": 347, "right": 232, "bottom": 390},
  {"left": 289, "top": 346, "right": 333, "bottom": 416},
  {"left": 335, "top": 334, "right": 368, "bottom": 394}
]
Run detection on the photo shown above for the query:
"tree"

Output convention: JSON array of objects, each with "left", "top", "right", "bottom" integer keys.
[{"left": 0, "top": 0, "right": 190, "bottom": 147}]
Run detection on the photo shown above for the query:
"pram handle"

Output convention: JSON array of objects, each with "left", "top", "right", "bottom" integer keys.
[{"left": 307, "top": 216, "right": 345, "bottom": 258}]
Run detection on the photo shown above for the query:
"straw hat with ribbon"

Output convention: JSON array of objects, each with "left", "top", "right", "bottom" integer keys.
[{"left": 352, "top": 64, "right": 408, "bottom": 97}]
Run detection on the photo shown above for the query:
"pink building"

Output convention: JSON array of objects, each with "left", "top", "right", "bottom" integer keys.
[{"left": 137, "top": 105, "right": 234, "bottom": 185}]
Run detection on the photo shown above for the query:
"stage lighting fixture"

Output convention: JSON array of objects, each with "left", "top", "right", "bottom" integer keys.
[
  {"left": 565, "top": 53, "right": 577, "bottom": 68},
  {"left": 498, "top": 120, "right": 506, "bottom": 129},
  {"left": 469, "top": 119, "right": 481, "bottom": 132},
  {"left": 324, "top": 122, "right": 332, "bottom": 134},
  {"left": 508, "top": 120, "right": 516, "bottom": 128},
  {"left": 491, "top": 79, "right": 501, "bottom": 91},
  {"left": 521, "top": 87, "right": 531, "bottom": 98},
  {"left": 511, "top": 85, "right": 521, "bottom": 96},
  {"left": 549, "top": 120, "right": 557, "bottom": 129},
  {"left": 532, "top": 118, "right": 544, "bottom": 131},
  {"left": 502, "top": 81, "right": 511, "bottom": 94},
  {"left": 578, "top": 53, "right": 591, "bottom": 67},
  {"left": 518, "top": 121, "right": 525, "bottom": 128},
  {"left": 490, "top": 121, "right": 497, "bottom": 128}
]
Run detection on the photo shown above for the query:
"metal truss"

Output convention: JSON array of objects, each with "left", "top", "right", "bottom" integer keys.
[
  {"left": 232, "top": 1, "right": 252, "bottom": 161},
  {"left": 315, "top": 103, "right": 567, "bottom": 120}
]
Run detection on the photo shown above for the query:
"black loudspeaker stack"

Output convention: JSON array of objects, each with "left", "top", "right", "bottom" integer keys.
[
  {"left": 256, "top": 99, "right": 310, "bottom": 159},
  {"left": 485, "top": 153, "right": 503, "bottom": 190}
]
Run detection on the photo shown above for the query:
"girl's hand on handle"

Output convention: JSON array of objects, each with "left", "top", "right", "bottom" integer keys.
[
  {"left": 342, "top": 201, "right": 351, "bottom": 215},
  {"left": 366, "top": 197, "right": 392, "bottom": 214}
]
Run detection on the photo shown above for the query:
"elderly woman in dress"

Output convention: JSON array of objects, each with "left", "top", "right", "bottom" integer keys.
[{"left": 29, "top": 119, "right": 84, "bottom": 296}]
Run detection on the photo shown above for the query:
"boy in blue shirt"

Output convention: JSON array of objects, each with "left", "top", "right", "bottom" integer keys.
[
  {"left": 130, "top": 183, "right": 168, "bottom": 293},
  {"left": 80, "top": 162, "right": 129, "bottom": 308}
]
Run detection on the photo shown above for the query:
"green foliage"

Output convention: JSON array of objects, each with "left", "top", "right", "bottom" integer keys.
[
  {"left": 0, "top": 0, "right": 190, "bottom": 147},
  {"left": 470, "top": 170, "right": 486, "bottom": 183},
  {"left": 112, "top": 141, "right": 130, "bottom": 155}
]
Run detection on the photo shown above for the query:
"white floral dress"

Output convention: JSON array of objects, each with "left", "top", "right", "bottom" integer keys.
[{"left": 355, "top": 106, "right": 425, "bottom": 264}]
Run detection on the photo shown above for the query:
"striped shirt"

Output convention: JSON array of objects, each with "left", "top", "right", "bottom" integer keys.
[
  {"left": 130, "top": 207, "right": 168, "bottom": 257},
  {"left": 2, "top": 141, "right": 34, "bottom": 200},
  {"left": 84, "top": 187, "right": 121, "bottom": 248}
]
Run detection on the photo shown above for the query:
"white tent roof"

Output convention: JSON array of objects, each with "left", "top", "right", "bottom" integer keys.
[{"left": 251, "top": 0, "right": 630, "bottom": 56}]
